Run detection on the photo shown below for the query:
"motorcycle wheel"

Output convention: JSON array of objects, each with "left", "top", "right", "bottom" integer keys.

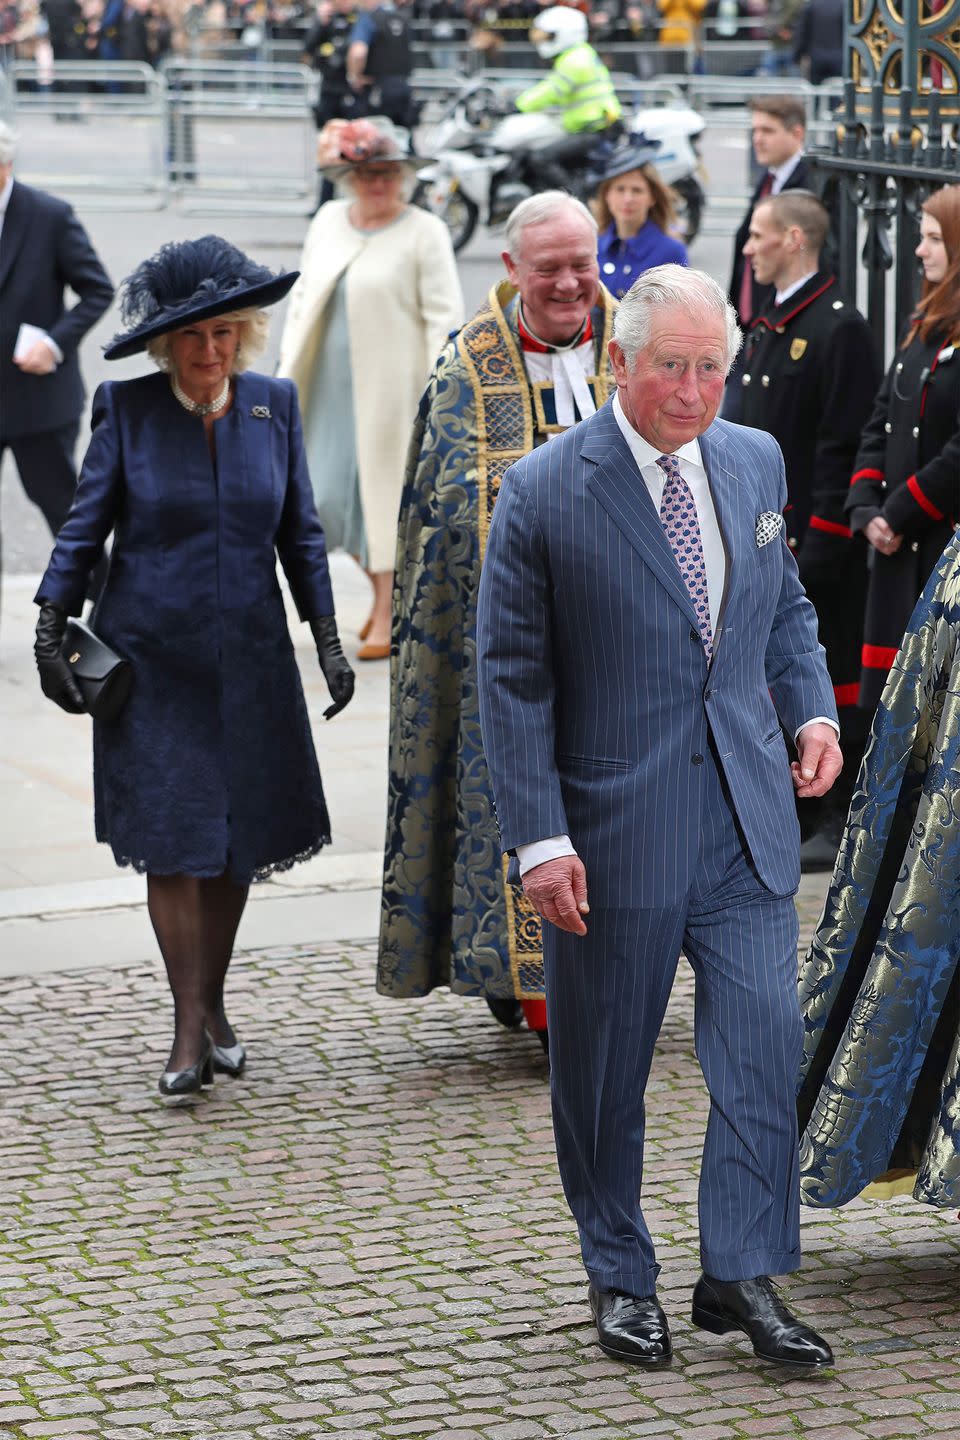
[
  {"left": 672, "top": 175, "right": 705, "bottom": 245},
  {"left": 411, "top": 178, "right": 479, "bottom": 254}
]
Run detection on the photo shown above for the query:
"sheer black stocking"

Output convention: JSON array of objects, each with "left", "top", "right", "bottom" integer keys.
[
  {"left": 201, "top": 872, "right": 249, "bottom": 1050},
  {"left": 147, "top": 872, "right": 249, "bottom": 1071}
]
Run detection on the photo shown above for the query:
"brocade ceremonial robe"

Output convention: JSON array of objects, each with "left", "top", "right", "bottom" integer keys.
[
  {"left": 377, "top": 280, "right": 616, "bottom": 1013},
  {"left": 798, "top": 533, "right": 960, "bottom": 1207}
]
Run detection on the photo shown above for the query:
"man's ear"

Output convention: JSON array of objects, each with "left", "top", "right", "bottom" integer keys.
[
  {"left": 502, "top": 250, "right": 519, "bottom": 290},
  {"left": 608, "top": 338, "right": 628, "bottom": 386}
]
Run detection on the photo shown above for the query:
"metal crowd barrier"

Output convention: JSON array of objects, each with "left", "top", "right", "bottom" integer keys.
[
  {"left": 632, "top": 74, "right": 844, "bottom": 235},
  {"left": 3, "top": 60, "right": 168, "bottom": 209},
  {"left": 162, "top": 60, "right": 319, "bottom": 213}
]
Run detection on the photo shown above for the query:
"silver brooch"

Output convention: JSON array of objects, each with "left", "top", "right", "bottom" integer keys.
[
  {"left": 251, "top": 405, "right": 271, "bottom": 419},
  {"left": 756, "top": 511, "right": 784, "bottom": 547}
]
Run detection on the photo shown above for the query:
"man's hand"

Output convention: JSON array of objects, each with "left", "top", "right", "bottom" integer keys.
[
  {"left": 15, "top": 339, "right": 57, "bottom": 376},
  {"left": 864, "top": 516, "right": 902, "bottom": 556},
  {"left": 523, "top": 855, "right": 589, "bottom": 935},
  {"left": 791, "top": 722, "right": 842, "bottom": 799}
]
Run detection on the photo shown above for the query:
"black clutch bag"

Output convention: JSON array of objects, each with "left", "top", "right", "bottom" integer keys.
[{"left": 61, "top": 618, "right": 132, "bottom": 723}]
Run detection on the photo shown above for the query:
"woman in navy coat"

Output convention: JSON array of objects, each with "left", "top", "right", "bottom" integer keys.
[{"left": 33, "top": 237, "right": 355, "bottom": 1101}]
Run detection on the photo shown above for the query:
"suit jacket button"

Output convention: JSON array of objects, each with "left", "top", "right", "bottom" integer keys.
[{"left": 692, "top": 753, "right": 704, "bottom": 765}]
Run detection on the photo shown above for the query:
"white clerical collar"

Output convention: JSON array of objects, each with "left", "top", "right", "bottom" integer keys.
[
  {"left": 775, "top": 270, "right": 818, "bottom": 307},
  {"left": 612, "top": 392, "right": 703, "bottom": 470},
  {"left": 0, "top": 174, "right": 13, "bottom": 214}
]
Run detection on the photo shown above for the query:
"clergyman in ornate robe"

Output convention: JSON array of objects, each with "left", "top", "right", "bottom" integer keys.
[{"left": 377, "top": 278, "right": 616, "bottom": 1038}]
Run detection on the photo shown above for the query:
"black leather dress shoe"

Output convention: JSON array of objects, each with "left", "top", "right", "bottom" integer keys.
[
  {"left": 692, "top": 1274, "right": 833, "bottom": 1367},
  {"left": 589, "top": 1285, "right": 672, "bottom": 1365}
]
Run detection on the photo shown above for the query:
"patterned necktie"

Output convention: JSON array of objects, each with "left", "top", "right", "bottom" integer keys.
[{"left": 657, "top": 453, "right": 713, "bottom": 662}]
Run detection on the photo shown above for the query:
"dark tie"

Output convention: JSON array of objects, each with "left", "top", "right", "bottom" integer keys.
[
  {"left": 657, "top": 453, "right": 712, "bottom": 662},
  {"left": 738, "top": 171, "right": 774, "bottom": 324}
]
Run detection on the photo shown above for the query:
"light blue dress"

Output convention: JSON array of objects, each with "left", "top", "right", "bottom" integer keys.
[{"left": 303, "top": 274, "right": 367, "bottom": 566}]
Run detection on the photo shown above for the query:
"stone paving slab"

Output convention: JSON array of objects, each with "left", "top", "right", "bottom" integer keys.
[{"left": 2, "top": 902, "right": 959, "bottom": 1440}]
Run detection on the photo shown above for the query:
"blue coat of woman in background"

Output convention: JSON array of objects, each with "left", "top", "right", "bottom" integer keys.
[
  {"left": 33, "top": 237, "right": 355, "bottom": 1101},
  {"left": 591, "top": 136, "right": 688, "bottom": 300}
]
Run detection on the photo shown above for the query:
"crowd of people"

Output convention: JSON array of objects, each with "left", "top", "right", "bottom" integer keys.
[
  {"left": 0, "top": 0, "right": 843, "bottom": 76},
  {"left": 4, "top": 35, "right": 957, "bottom": 1382}
]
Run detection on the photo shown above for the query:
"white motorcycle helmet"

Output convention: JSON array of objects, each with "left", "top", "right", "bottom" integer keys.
[{"left": 530, "top": 5, "right": 588, "bottom": 59}]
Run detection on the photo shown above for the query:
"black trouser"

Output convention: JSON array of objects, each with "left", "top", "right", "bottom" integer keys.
[
  {"left": 535, "top": 122, "right": 621, "bottom": 192},
  {"left": 0, "top": 420, "right": 107, "bottom": 607}
]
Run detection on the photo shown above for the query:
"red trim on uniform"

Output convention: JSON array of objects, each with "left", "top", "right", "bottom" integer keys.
[
  {"left": 907, "top": 473, "right": 944, "bottom": 521},
  {"left": 863, "top": 644, "right": 899, "bottom": 669},
  {"left": 809, "top": 515, "right": 852, "bottom": 537},
  {"left": 517, "top": 313, "right": 593, "bottom": 353},
  {"left": 833, "top": 683, "right": 860, "bottom": 707},
  {"left": 850, "top": 467, "right": 885, "bottom": 487},
  {"left": 751, "top": 275, "right": 836, "bottom": 331},
  {"left": 521, "top": 998, "right": 547, "bottom": 1032}
]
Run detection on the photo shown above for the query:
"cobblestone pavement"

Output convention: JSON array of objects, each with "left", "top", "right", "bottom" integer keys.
[{"left": 2, "top": 894, "right": 960, "bottom": 1440}]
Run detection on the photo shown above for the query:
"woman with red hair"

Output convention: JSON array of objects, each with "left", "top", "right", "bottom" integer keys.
[{"left": 845, "top": 183, "right": 960, "bottom": 713}]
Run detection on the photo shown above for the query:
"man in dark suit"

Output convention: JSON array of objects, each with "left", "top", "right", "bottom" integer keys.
[
  {"left": 0, "top": 121, "right": 114, "bottom": 600},
  {"left": 723, "top": 94, "right": 809, "bottom": 421},
  {"left": 477, "top": 266, "right": 841, "bottom": 1371},
  {"left": 740, "top": 190, "right": 881, "bottom": 869}
]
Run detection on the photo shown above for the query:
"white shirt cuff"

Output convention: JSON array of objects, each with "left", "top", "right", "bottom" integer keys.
[
  {"left": 40, "top": 331, "right": 63, "bottom": 365},
  {"left": 795, "top": 716, "right": 840, "bottom": 741},
  {"left": 516, "top": 834, "right": 577, "bottom": 877}
]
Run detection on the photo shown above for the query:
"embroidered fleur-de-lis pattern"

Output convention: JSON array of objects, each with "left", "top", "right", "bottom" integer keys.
[{"left": 657, "top": 452, "right": 713, "bottom": 662}]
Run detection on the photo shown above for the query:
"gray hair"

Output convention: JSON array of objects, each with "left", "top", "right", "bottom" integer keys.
[
  {"left": 613, "top": 265, "right": 742, "bottom": 373},
  {"left": 0, "top": 121, "right": 17, "bottom": 167},
  {"left": 146, "top": 307, "right": 270, "bottom": 374},
  {"left": 504, "top": 190, "right": 597, "bottom": 261}
]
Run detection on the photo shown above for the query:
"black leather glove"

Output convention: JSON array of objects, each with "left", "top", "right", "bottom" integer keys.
[
  {"left": 34, "top": 601, "right": 85, "bottom": 714},
  {"left": 309, "top": 616, "right": 355, "bottom": 720}
]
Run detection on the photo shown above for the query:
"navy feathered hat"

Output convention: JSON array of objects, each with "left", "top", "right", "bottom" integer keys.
[
  {"left": 586, "top": 132, "right": 662, "bottom": 194},
  {"left": 104, "top": 235, "right": 298, "bottom": 360}
]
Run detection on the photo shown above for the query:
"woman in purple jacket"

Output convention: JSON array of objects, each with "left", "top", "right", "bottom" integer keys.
[{"left": 592, "top": 136, "right": 688, "bottom": 300}]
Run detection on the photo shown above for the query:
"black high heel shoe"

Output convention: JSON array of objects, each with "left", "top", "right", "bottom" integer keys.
[
  {"left": 159, "top": 1035, "right": 214, "bottom": 1099},
  {"left": 211, "top": 1040, "right": 246, "bottom": 1078}
]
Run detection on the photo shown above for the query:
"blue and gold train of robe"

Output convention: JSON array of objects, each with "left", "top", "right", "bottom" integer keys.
[
  {"left": 798, "top": 533, "right": 960, "bottom": 1208},
  {"left": 377, "top": 280, "right": 616, "bottom": 1009}
]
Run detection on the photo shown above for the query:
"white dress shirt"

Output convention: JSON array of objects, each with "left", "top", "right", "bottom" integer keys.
[
  {"left": 774, "top": 270, "right": 817, "bottom": 307},
  {"left": 769, "top": 150, "right": 804, "bottom": 196},
  {"left": 0, "top": 175, "right": 63, "bottom": 367},
  {"left": 515, "top": 392, "right": 836, "bottom": 877}
]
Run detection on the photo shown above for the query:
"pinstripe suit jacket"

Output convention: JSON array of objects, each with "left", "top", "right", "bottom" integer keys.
[{"left": 476, "top": 399, "right": 837, "bottom": 907}]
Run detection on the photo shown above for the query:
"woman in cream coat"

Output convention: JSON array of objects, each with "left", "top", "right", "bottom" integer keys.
[{"left": 278, "top": 118, "right": 463, "bottom": 659}]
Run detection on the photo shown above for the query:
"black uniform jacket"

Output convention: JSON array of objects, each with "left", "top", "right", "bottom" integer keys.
[
  {"left": 845, "top": 325, "right": 960, "bottom": 710},
  {"left": 742, "top": 271, "right": 881, "bottom": 707},
  {"left": 743, "top": 271, "right": 880, "bottom": 558}
]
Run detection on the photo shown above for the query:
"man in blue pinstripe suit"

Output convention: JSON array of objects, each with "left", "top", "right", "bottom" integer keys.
[{"left": 477, "top": 266, "right": 841, "bottom": 1369}]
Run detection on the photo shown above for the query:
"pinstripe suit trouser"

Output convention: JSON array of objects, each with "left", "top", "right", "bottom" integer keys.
[{"left": 543, "top": 740, "right": 802, "bottom": 1299}]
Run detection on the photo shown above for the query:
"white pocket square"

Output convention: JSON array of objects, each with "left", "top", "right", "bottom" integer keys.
[{"left": 756, "top": 511, "right": 784, "bottom": 547}]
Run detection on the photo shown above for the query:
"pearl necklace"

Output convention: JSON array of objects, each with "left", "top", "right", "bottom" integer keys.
[{"left": 170, "top": 374, "right": 231, "bottom": 417}]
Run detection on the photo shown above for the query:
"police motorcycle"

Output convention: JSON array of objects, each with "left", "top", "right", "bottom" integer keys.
[{"left": 413, "top": 82, "right": 707, "bottom": 253}]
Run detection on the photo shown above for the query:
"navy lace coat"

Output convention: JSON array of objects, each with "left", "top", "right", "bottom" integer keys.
[{"left": 36, "top": 371, "right": 335, "bottom": 883}]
